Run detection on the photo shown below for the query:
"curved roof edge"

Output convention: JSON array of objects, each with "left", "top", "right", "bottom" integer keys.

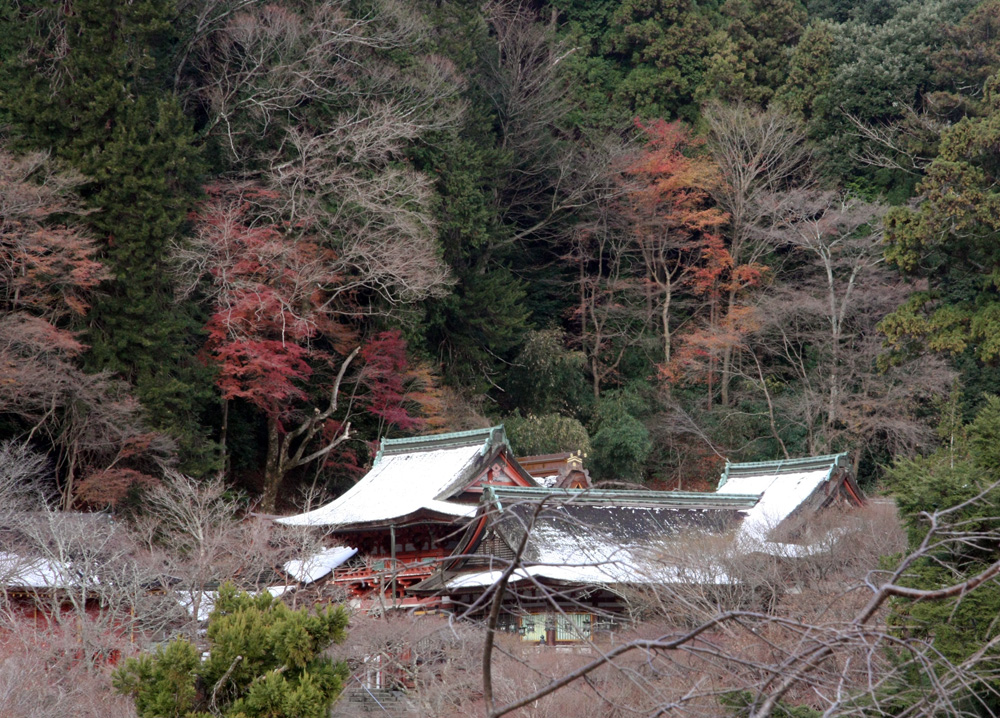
[
  {"left": 372, "top": 425, "right": 510, "bottom": 466},
  {"left": 717, "top": 452, "right": 849, "bottom": 490}
]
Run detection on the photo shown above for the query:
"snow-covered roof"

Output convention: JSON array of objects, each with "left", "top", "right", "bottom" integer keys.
[
  {"left": 440, "top": 531, "right": 731, "bottom": 590},
  {"left": 513, "top": 520, "right": 729, "bottom": 586},
  {"left": 420, "top": 490, "right": 744, "bottom": 592},
  {"left": 276, "top": 427, "right": 515, "bottom": 529},
  {"left": 0, "top": 552, "right": 95, "bottom": 590},
  {"left": 443, "top": 561, "right": 731, "bottom": 590},
  {"left": 176, "top": 590, "right": 216, "bottom": 622},
  {"left": 283, "top": 546, "right": 358, "bottom": 584},
  {"left": 715, "top": 453, "right": 850, "bottom": 547},
  {"left": 420, "top": 453, "right": 858, "bottom": 595}
]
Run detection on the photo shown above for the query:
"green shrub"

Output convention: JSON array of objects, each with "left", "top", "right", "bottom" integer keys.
[{"left": 114, "top": 585, "right": 349, "bottom": 718}]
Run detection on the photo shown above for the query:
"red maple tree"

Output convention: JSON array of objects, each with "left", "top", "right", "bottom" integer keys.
[
  {"left": 186, "top": 183, "right": 429, "bottom": 510},
  {"left": 622, "top": 120, "right": 729, "bottom": 383},
  {"left": 622, "top": 120, "right": 772, "bottom": 406}
]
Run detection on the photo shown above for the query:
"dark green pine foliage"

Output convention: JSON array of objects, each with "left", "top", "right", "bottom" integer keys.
[
  {"left": 1, "top": 0, "right": 215, "bottom": 471},
  {"left": 114, "top": 585, "right": 349, "bottom": 718},
  {"left": 548, "top": 0, "right": 717, "bottom": 127},
  {"left": 700, "top": 0, "right": 807, "bottom": 106},
  {"left": 882, "top": 73, "right": 1000, "bottom": 372},
  {"left": 413, "top": 6, "right": 535, "bottom": 391},
  {"left": 588, "top": 388, "right": 653, "bottom": 482},
  {"left": 773, "top": 20, "right": 836, "bottom": 119},
  {"left": 84, "top": 98, "right": 212, "bottom": 440},
  {"left": 783, "top": 0, "right": 976, "bottom": 191},
  {"left": 417, "top": 130, "right": 532, "bottom": 392},
  {"left": 882, "top": 396, "right": 1000, "bottom": 717}
]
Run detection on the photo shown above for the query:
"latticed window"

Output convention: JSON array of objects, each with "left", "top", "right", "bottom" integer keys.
[
  {"left": 509, "top": 613, "right": 594, "bottom": 642},
  {"left": 470, "top": 530, "right": 517, "bottom": 566},
  {"left": 556, "top": 613, "right": 592, "bottom": 641},
  {"left": 520, "top": 613, "right": 547, "bottom": 642},
  {"left": 495, "top": 613, "right": 521, "bottom": 634}
]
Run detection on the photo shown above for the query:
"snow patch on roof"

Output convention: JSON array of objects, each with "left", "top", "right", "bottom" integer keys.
[
  {"left": 176, "top": 590, "right": 216, "bottom": 622},
  {"left": 443, "top": 558, "right": 730, "bottom": 590},
  {"left": 0, "top": 552, "right": 94, "bottom": 590},
  {"left": 724, "top": 466, "right": 833, "bottom": 546},
  {"left": 283, "top": 546, "right": 358, "bottom": 584},
  {"left": 276, "top": 443, "right": 485, "bottom": 528}
]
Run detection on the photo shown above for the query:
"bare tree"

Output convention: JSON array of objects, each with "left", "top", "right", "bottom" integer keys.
[
  {"left": 331, "top": 613, "right": 483, "bottom": 716},
  {"left": 0, "top": 147, "right": 166, "bottom": 509},
  {"left": 0, "top": 624, "right": 134, "bottom": 718},
  {"left": 132, "top": 471, "right": 287, "bottom": 634},
  {"left": 264, "top": 129, "right": 453, "bottom": 308},
  {"left": 741, "top": 191, "right": 953, "bottom": 460},
  {"left": 189, "top": 0, "right": 455, "bottom": 161},
  {"left": 704, "top": 102, "right": 813, "bottom": 406},
  {"left": 569, "top": 214, "right": 650, "bottom": 398},
  {"left": 463, "top": 488, "right": 1000, "bottom": 718},
  {"left": 768, "top": 192, "right": 889, "bottom": 426},
  {"left": 0, "top": 314, "right": 173, "bottom": 509},
  {"left": 177, "top": 0, "right": 459, "bottom": 314},
  {"left": 843, "top": 109, "right": 942, "bottom": 175},
  {"left": 473, "top": 3, "right": 630, "bottom": 263},
  {"left": 0, "top": 502, "right": 181, "bottom": 660},
  {"left": 0, "top": 440, "right": 51, "bottom": 519}
]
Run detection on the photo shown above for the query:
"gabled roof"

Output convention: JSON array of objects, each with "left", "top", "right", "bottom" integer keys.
[
  {"left": 718, "top": 453, "right": 848, "bottom": 489},
  {"left": 716, "top": 453, "right": 854, "bottom": 546},
  {"left": 282, "top": 546, "right": 358, "bottom": 584},
  {"left": 488, "top": 495, "right": 739, "bottom": 567},
  {"left": 276, "top": 426, "right": 534, "bottom": 530},
  {"left": 414, "top": 452, "right": 864, "bottom": 595},
  {"left": 413, "top": 490, "right": 739, "bottom": 592}
]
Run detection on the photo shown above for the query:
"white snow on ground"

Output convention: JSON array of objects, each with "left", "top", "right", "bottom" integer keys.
[
  {"left": 283, "top": 546, "right": 358, "bottom": 584},
  {"left": 276, "top": 443, "right": 484, "bottom": 528}
]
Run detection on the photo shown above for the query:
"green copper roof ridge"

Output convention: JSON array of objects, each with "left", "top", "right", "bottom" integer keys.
[
  {"left": 718, "top": 452, "right": 849, "bottom": 490},
  {"left": 485, "top": 485, "right": 759, "bottom": 507},
  {"left": 380, "top": 425, "right": 500, "bottom": 447},
  {"left": 727, "top": 452, "right": 847, "bottom": 469},
  {"left": 373, "top": 425, "right": 510, "bottom": 466}
]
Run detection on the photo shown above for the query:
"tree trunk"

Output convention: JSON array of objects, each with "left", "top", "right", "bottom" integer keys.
[
  {"left": 219, "top": 397, "right": 230, "bottom": 480},
  {"left": 261, "top": 416, "right": 283, "bottom": 514},
  {"left": 827, "top": 259, "right": 840, "bottom": 429},
  {"left": 720, "top": 287, "right": 737, "bottom": 407},
  {"left": 662, "top": 291, "right": 671, "bottom": 365},
  {"left": 828, "top": 362, "right": 838, "bottom": 428},
  {"left": 61, "top": 450, "right": 77, "bottom": 511},
  {"left": 706, "top": 294, "right": 717, "bottom": 409}
]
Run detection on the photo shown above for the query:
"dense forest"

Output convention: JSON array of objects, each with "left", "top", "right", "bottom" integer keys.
[
  {"left": 2, "top": 0, "right": 1000, "bottom": 510},
  {"left": 10, "top": 1, "right": 1000, "bottom": 717}
]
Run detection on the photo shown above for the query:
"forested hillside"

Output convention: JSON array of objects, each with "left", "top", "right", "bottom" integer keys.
[{"left": 3, "top": 0, "right": 999, "bottom": 509}]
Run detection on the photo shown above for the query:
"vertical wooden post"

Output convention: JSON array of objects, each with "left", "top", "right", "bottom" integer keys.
[{"left": 390, "top": 524, "right": 397, "bottom": 609}]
